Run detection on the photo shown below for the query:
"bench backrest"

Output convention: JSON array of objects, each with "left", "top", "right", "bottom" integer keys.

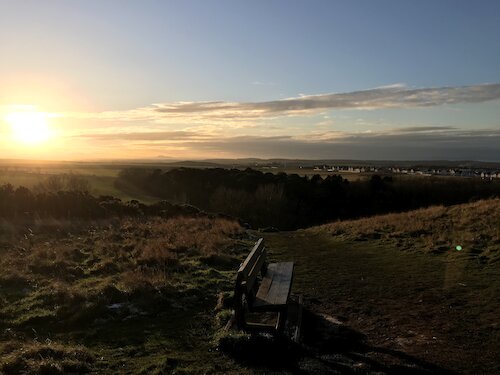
[{"left": 236, "top": 238, "right": 267, "bottom": 295}]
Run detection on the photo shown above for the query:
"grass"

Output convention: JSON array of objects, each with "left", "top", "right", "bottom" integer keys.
[
  {"left": 0, "top": 215, "right": 255, "bottom": 374},
  {"left": 259, "top": 200, "right": 500, "bottom": 374},
  {"left": 0, "top": 341, "right": 95, "bottom": 374},
  {"left": 271, "top": 234, "right": 498, "bottom": 373},
  {"left": 1, "top": 197, "right": 499, "bottom": 373},
  {"left": 0, "top": 168, "right": 160, "bottom": 203},
  {"left": 313, "top": 198, "right": 500, "bottom": 262}
]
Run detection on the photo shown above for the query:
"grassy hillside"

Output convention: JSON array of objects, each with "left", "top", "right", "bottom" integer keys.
[
  {"left": 264, "top": 230, "right": 499, "bottom": 374},
  {"left": 1, "top": 200, "right": 498, "bottom": 374},
  {"left": 0, "top": 216, "right": 252, "bottom": 374},
  {"left": 260, "top": 201, "right": 500, "bottom": 374},
  {"left": 312, "top": 198, "right": 500, "bottom": 262}
]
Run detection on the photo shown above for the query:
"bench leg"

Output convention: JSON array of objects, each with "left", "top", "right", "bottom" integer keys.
[
  {"left": 276, "top": 308, "right": 287, "bottom": 333},
  {"left": 234, "top": 304, "right": 244, "bottom": 330}
]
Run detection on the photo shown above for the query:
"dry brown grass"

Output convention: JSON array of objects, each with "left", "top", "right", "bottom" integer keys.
[
  {"left": 117, "top": 216, "right": 242, "bottom": 290},
  {"left": 0, "top": 215, "right": 245, "bottom": 372},
  {"left": 122, "top": 216, "right": 242, "bottom": 255},
  {"left": 0, "top": 215, "right": 242, "bottom": 285},
  {"left": 313, "top": 198, "right": 500, "bottom": 261},
  {"left": 0, "top": 341, "right": 94, "bottom": 374},
  {"left": 0, "top": 215, "right": 243, "bottom": 321}
]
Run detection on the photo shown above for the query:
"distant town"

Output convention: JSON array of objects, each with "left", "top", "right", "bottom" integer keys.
[{"left": 258, "top": 163, "right": 500, "bottom": 179}]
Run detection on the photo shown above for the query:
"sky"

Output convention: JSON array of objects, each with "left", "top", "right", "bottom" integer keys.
[{"left": 0, "top": 0, "right": 499, "bottom": 161}]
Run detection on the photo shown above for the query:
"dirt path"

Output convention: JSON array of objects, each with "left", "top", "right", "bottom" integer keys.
[{"left": 261, "top": 231, "right": 500, "bottom": 374}]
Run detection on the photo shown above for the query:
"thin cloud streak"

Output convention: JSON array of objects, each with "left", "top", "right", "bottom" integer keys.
[
  {"left": 74, "top": 131, "right": 209, "bottom": 141},
  {"left": 152, "top": 83, "right": 500, "bottom": 115},
  {"left": 391, "top": 126, "right": 458, "bottom": 133},
  {"left": 65, "top": 83, "right": 500, "bottom": 122},
  {"left": 73, "top": 127, "right": 500, "bottom": 143}
]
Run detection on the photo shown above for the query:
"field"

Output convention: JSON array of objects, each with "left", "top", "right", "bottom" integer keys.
[
  {"left": 0, "top": 164, "right": 159, "bottom": 203},
  {"left": 1, "top": 199, "right": 498, "bottom": 374}
]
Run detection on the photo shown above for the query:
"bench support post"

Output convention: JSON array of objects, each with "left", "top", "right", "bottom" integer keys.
[
  {"left": 233, "top": 275, "right": 245, "bottom": 330},
  {"left": 276, "top": 308, "right": 287, "bottom": 332}
]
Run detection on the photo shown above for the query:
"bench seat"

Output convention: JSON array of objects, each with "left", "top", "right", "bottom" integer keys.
[{"left": 253, "top": 262, "right": 294, "bottom": 311}]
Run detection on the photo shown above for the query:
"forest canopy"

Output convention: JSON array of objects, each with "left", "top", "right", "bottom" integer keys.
[{"left": 115, "top": 168, "right": 500, "bottom": 229}]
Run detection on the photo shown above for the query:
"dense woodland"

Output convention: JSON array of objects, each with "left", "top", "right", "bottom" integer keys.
[
  {"left": 1, "top": 167, "right": 498, "bottom": 229},
  {"left": 115, "top": 168, "right": 500, "bottom": 229}
]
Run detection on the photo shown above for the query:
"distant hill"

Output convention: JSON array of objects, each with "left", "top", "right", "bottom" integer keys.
[
  {"left": 311, "top": 198, "right": 500, "bottom": 262},
  {"left": 163, "top": 160, "right": 223, "bottom": 168},
  {"left": 200, "top": 158, "right": 500, "bottom": 168},
  {"left": 2, "top": 158, "right": 499, "bottom": 169}
]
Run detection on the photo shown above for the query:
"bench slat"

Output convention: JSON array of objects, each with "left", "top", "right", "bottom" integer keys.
[
  {"left": 245, "top": 248, "right": 267, "bottom": 293},
  {"left": 238, "top": 238, "right": 265, "bottom": 277},
  {"left": 253, "top": 262, "right": 294, "bottom": 311}
]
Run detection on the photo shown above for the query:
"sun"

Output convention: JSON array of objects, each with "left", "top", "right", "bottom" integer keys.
[{"left": 5, "top": 110, "right": 52, "bottom": 145}]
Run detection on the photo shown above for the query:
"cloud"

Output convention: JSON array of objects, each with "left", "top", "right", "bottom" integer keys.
[
  {"left": 70, "top": 127, "right": 500, "bottom": 161},
  {"left": 179, "top": 129, "right": 500, "bottom": 161},
  {"left": 65, "top": 83, "right": 500, "bottom": 123},
  {"left": 75, "top": 130, "right": 208, "bottom": 142},
  {"left": 55, "top": 83, "right": 500, "bottom": 161},
  {"left": 390, "top": 126, "right": 457, "bottom": 133},
  {"left": 151, "top": 83, "right": 500, "bottom": 115}
]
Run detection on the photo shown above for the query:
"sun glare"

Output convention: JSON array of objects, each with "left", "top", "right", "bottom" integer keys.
[{"left": 5, "top": 111, "right": 52, "bottom": 145}]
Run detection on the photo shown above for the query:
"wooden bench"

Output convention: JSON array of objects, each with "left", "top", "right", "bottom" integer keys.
[{"left": 233, "top": 238, "right": 294, "bottom": 333}]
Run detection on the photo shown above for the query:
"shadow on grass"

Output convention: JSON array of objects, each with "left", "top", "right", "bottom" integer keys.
[{"left": 219, "top": 309, "right": 457, "bottom": 374}]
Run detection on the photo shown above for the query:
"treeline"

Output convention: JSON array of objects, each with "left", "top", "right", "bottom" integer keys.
[
  {"left": 0, "top": 184, "right": 203, "bottom": 220},
  {"left": 32, "top": 173, "right": 91, "bottom": 193},
  {"left": 116, "top": 167, "right": 500, "bottom": 229}
]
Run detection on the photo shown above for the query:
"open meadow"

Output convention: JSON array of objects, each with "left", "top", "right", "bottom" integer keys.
[{"left": 0, "top": 162, "right": 160, "bottom": 204}]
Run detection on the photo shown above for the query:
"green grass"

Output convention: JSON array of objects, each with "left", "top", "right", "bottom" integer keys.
[
  {"left": 261, "top": 208, "right": 500, "bottom": 374},
  {"left": 313, "top": 198, "right": 500, "bottom": 263},
  {"left": 0, "top": 216, "right": 255, "bottom": 374},
  {"left": 0, "top": 169, "right": 160, "bottom": 203}
]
